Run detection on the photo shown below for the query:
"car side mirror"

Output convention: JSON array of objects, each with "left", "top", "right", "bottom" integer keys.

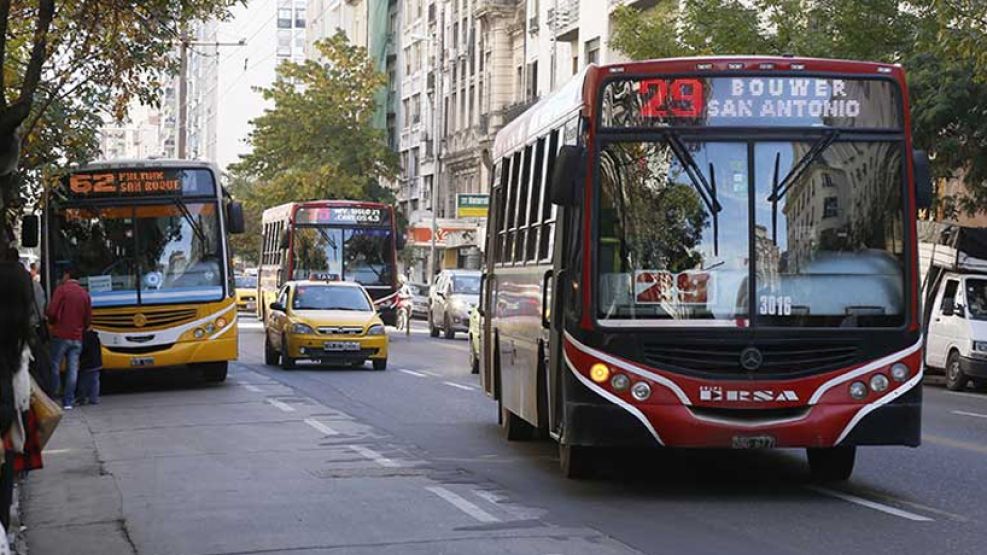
[
  {"left": 913, "top": 150, "right": 932, "bottom": 210},
  {"left": 942, "top": 301, "right": 954, "bottom": 317},
  {"left": 551, "top": 144, "right": 584, "bottom": 206},
  {"left": 270, "top": 302, "right": 285, "bottom": 312},
  {"left": 955, "top": 303, "right": 965, "bottom": 318},
  {"left": 20, "top": 214, "right": 39, "bottom": 248},
  {"left": 227, "top": 201, "right": 246, "bottom": 234}
]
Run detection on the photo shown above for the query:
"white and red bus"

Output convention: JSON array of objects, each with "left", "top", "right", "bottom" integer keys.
[
  {"left": 480, "top": 57, "right": 932, "bottom": 480},
  {"left": 258, "top": 201, "right": 404, "bottom": 325}
]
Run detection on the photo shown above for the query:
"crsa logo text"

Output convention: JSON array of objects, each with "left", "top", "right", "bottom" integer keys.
[{"left": 699, "top": 386, "right": 799, "bottom": 402}]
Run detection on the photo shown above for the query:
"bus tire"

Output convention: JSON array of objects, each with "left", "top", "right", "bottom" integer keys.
[
  {"left": 946, "top": 350, "right": 968, "bottom": 391},
  {"left": 559, "top": 443, "right": 595, "bottom": 480},
  {"left": 807, "top": 446, "right": 855, "bottom": 482},
  {"left": 500, "top": 403, "right": 534, "bottom": 441},
  {"left": 373, "top": 358, "right": 387, "bottom": 371},
  {"left": 443, "top": 313, "right": 455, "bottom": 339},
  {"left": 264, "top": 335, "right": 278, "bottom": 366},
  {"left": 202, "top": 362, "right": 228, "bottom": 383},
  {"left": 280, "top": 335, "right": 296, "bottom": 370}
]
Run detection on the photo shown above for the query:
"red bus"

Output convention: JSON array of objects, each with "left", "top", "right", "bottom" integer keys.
[
  {"left": 480, "top": 57, "right": 932, "bottom": 480},
  {"left": 259, "top": 200, "right": 404, "bottom": 325}
]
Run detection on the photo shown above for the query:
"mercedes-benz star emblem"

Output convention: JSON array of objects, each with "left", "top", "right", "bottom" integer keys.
[{"left": 740, "top": 347, "right": 763, "bottom": 371}]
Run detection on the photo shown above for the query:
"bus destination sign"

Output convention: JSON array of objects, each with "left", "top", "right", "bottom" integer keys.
[
  {"left": 602, "top": 76, "right": 901, "bottom": 129},
  {"left": 296, "top": 206, "right": 390, "bottom": 226},
  {"left": 62, "top": 168, "right": 216, "bottom": 198}
]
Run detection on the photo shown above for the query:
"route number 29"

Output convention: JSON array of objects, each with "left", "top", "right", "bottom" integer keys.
[
  {"left": 638, "top": 79, "right": 705, "bottom": 119},
  {"left": 759, "top": 295, "right": 792, "bottom": 316}
]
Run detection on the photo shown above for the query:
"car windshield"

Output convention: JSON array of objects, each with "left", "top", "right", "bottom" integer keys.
[
  {"left": 966, "top": 279, "right": 987, "bottom": 320},
  {"left": 597, "top": 138, "right": 904, "bottom": 327},
  {"left": 236, "top": 275, "right": 257, "bottom": 288},
  {"left": 292, "top": 226, "right": 393, "bottom": 286},
  {"left": 452, "top": 275, "right": 481, "bottom": 294},
  {"left": 292, "top": 285, "right": 373, "bottom": 311},
  {"left": 51, "top": 202, "right": 224, "bottom": 307}
]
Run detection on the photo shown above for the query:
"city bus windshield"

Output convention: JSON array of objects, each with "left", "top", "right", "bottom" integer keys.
[
  {"left": 291, "top": 226, "right": 393, "bottom": 287},
  {"left": 597, "top": 138, "right": 904, "bottom": 327},
  {"left": 50, "top": 202, "right": 224, "bottom": 307}
]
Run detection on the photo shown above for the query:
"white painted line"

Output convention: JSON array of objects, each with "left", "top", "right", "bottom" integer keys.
[
  {"left": 426, "top": 486, "right": 501, "bottom": 523},
  {"left": 420, "top": 370, "right": 442, "bottom": 377},
  {"left": 951, "top": 410, "right": 987, "bottom": 420},
  {"left": 348, "top": 444, "right": 399, "bottom": 468},
  {"left": 399, "top": 369, "right": 428, "bottom": 378},
  {"left": 945, "top": 390, "right": 987, "bottom": 401},
  {"left": 243, "top": 384, "right": 262, "bottom": 393},
  {"left": 238, "top": 321, "right": 265, "bottom": 330},
  {"left": 304, "top": 418, "right": 339, "bottom": 436},
  {"left": 443, "top": 381, "right": 476, "bottom": 391},
  {"left": 806, "top": 486, "right": 933, "bottom": 522},
  {"left": 266, "top": 399, "right": 295, "bottom": 413}
]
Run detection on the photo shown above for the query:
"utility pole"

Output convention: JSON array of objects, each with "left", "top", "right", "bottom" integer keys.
[
  {"left": 176, "top": 30, "right": 246, "bottom": 159},
  {"left": 427, "top": 4, "right": 444, "bottom": 287}
]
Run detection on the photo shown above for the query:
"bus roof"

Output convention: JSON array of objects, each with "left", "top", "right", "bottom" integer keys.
[
  {"left": 262, "top": 200, "right": 392, "bottom": 221},
  {"left": 68, "top": 159, "right": 219, "bottom": 173},
  {"left": 492, "top": 55, "right": 905, "bottom": 159}
]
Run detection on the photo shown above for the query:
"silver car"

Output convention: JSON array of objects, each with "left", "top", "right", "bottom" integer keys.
[{"left": 428, "top": 270, "right": 481, "bottom": 339}]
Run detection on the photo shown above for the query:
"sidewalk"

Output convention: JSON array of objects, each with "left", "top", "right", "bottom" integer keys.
[{"left": 20, "top": 410, "right": 135, "bottom": 555}]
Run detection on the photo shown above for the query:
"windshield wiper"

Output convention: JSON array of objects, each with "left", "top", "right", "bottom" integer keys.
[
  {"left": 664, "top": 132, "right": 722, "bottom": 256},
  {"left": 768, "top": 130, "right": 840, "bottom": 242},
  {"left": 171, "top": 198, "right": 207, "bottom": 245}
]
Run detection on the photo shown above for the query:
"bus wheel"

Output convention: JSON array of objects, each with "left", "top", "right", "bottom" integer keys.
[
  {"left": 946, "top": 351, "right": 969, "bottom": 391},
  {"left": 264, "top": 335, "right": 279, "bottom": 366},
  {"left": 500, "top": 403, "right": 534, "bottom": 441},
  {"left": 373, "top": 358, "right": 388, "bottom": 371},
  {"left": 280, "top": 335, "right": 296, "bottom": 370},
  {"left": 202, "top": 362, "right": 228, "bottom": 383},
  {"left": 559, "top": 443, "right": 595, "bottom": 480},
  {"left": 807, "top": 446, "right": 855, "bottom": 482}
]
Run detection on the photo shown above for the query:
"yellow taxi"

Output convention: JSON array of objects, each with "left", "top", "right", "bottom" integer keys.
[
  {"left": 263, "top": 280, "right": 389, "bottom": 370},
  {"left": 234, "top": 274, "right": 258, "bottom": 312}
]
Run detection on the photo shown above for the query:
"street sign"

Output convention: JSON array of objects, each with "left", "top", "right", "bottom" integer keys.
[{"left": 456, "top": 194, "right": 489, "bottom": 218}]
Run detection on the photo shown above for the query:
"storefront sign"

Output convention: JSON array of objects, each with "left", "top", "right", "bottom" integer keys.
[{"left": 456, "top": 194, "right": 489, "bottom": 219}]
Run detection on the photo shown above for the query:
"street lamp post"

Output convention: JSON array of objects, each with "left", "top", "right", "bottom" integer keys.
[{"left": 176, "top": 33, "right": 245, "bottom": 159}]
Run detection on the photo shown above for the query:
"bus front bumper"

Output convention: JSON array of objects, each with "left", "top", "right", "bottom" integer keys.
[{"left": 102, "top": 331, "right": 238, "bottom": 371}]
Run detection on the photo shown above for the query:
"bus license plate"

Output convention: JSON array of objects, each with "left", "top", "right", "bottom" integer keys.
[
  {"left": 324, "top": 341, "right": 360, "bottom": 352},
  {"left": 130, "top": 357, "right": 154, "bottom": 367},
  {"left": 732, "top": 435, "right": 775, "bottom": 449}
]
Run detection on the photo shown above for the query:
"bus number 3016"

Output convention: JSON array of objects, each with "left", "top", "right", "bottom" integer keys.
[{"left": 759, "top": 295, "right": 793, "bottom": 316}]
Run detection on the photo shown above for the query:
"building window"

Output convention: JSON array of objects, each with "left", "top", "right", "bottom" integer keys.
[
  {"left": 294, "top": 7, "right": 306, "bottom": 28},
  {"left": 412, "top": 94, "right": 421, "bottom": 124},
  {"left": 823, "top": 197, "right": 839, "bottom": 219},
  {"left": 526, "top": 61, "right": 538, "bottom": 101},
  {"left": 403, "top": 99, "right": 410, "bottom": 128},
  {"left": 277, "top": 30, "right": 292, "bottom": 56},
  {"left": 277, "top": 8, "right": 292, "bottom": 28},
  {"left": 585, "top": 38, "right": 600, "bottom": 66}
]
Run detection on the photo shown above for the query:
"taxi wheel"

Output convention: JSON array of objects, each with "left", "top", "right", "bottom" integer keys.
[
  {"left": 429, "top": 313, "right": 440, "bottom": 338},
  {"left": 373, "top": 358, "right": 387, "bottom": 371},
  {"left": 264, "top": 335, "right": 278, "bottom": 366},
  {"left": 443, "top": 314, "right": 455, "bottom": 340},
  {"left": 280, "top": 335, "right": 296, "bottom": 370}
]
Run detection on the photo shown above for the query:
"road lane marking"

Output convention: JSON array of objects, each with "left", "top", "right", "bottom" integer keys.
[
  {"left": 421, "top": 371, "right": 442, "bottom": 377},
  {"left": 238, "top": 321, "right": 265, "bottom": 330},
  {"left": 243, "top": 384, "right": 262, "bottom": 393},
  {"left": 426, "top": 486, "right": 501, "bottom": 523},
  {"left": 951, "top": 410, "right": 987, "bottom": 420},
  {"left": 924, "top": 433, "right": 987, "bottom": 455},
  {"left": 944, "top": 390, "right": 987, "bottom": 401},
  {"left": 443, "top": 381, "right": 476, "bottom": 391},
  {"left": 399, "top": 369, "right": 428, "bottom": 378},
  {"left": 304, "top": 418, "right": 339, "bottom": 436},
  {"left": 266, "top": 399, "right": 295, "bottom": 412},
  {"left": 348, "top": 445, "right": 399, "bottom": 467},
  {"left": 806, "top": 486, "right": 933, "bottom": 522}
]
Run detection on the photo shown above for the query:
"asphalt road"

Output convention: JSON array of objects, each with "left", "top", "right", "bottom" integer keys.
[{"left": 27, "top": 316, "right": 987, "bottom": 555}]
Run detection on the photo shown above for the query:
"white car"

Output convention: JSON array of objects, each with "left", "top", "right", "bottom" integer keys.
[{"left": 925, "top": 272, "right": 987, "bottom": 391}]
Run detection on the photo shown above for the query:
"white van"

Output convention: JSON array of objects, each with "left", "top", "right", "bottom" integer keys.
[{"left": 925, "top": 272, "right": 987, "bottom": 390}]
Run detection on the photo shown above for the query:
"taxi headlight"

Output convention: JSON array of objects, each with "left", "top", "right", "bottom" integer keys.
[
  {"left": 367, "top": 324, "right": 386, "bottom": 336},
  {"left": 290, "top": 323, "right": 315, "bottom": 335}
]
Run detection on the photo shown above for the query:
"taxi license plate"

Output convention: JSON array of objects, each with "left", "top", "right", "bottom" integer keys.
[
  {"left": 732, "top": 435, "right": 776, "bottom": 449},
  {"left": 130, "top": 357, "right": 154, "bottom": 367},
  {"left": 324, "top": 341, "right": 360, "bottom": 352}
]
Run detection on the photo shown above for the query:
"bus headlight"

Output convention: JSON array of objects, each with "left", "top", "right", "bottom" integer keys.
[
  {"left": 193, "top": 328, "right": 206, "bottom": 339},
  {"left": 590, "top": 363, "right": 610, "bottom": 383},
  {"left": 849, "top": 381, "right": 868, "bottom": 400},
  {"left": 204, "top": 323, "right": 216, "bottom": 334},
  {"left": 290, "top": 323, "right": 315, "bottom": 335},
  {"left": 869, "top": 374, "right": 889, "bottom": 393},
  {"left": 631, "top": 381, "right": 652, "bottom": 401},
  {"left": 610, "top": 374, "right": 630, "bottom": 392},
  {"left": 890, "top": 363, "right": 909, "bottom": 382},
  {"left": 216, "top": 317, "right": 228, "bottom": 329},
  {"left": 367, "top": 324, "right": 385, "bottom": 336}
]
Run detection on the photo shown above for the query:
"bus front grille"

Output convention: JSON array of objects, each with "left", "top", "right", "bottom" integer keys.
[
  {"left": 641, "top": 342, "right": 859, "bottom": 377},
  {"left": 94, "top": 308, "right": 199, "bottom": 330}
]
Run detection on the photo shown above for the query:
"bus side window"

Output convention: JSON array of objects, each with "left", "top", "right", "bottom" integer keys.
[
  {"left": 495, "top": 156, "right": 511, "bottom": 265},
  {"left": 539, "top": 128, "right": 560, "bottom": 262}
]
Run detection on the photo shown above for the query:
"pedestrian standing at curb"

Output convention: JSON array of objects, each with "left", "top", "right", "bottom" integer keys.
[
  {"left": 77, "top": 329, "right": 101, "bottom": 406},
  {"left": 46, "top": 267, "right": 92, "bottom": 410}
]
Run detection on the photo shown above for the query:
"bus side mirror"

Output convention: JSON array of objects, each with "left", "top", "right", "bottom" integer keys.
[
  {"left": 913, "top": 150, "right": 932, "bottom": 210},
  {"left": 551, "top": 145, "right": 584, "bottom": 206},
  {"left": 227, "top": 202, "right": 246, "bottom": 234},
  {"left": 20, "top": 215, "right": 39, "bottom": 248},
  {"left": 396, "top": 233, "right": 407, "bottom": 251}
]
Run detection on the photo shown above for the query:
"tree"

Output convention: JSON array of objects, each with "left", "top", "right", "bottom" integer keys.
[
  {"left": 1, "top": 0, "right": 242, "bottom": 245},
  {"left": 229, "top": 33, "right": 398, "bottom": 264},
  {"left": 609, "top": 1, "right": 987, "bottom": 216}
]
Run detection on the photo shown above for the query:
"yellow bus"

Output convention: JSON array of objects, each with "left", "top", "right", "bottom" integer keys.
[{"left": 40, "top": 160, "right": 245, "bottom": 382}]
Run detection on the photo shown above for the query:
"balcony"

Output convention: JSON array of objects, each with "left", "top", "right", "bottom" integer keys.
[
  {"left": 474, "top": 0, "right": 517, "bottom": 17},
  {"left": 547, "top": 0, "right": 579, "bottom": 41}
]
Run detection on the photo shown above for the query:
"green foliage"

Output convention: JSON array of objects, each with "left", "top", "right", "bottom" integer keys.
[
  {"left": 609, "top": 1, "right": 987, "bottom": 217},
  {"left": 229, "top": 33, "right": 398, "bottom": 264}
]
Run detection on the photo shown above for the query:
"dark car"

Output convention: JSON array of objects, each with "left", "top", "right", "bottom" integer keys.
[{"left": 428, "top": 269, "right": 481, "bottom": 339}]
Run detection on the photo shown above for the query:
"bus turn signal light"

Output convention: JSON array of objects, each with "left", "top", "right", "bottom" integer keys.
[{"left": 590, "top": 363, "right": 610, "bottom": 383}]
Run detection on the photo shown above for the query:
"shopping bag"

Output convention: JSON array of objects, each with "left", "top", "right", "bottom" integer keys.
[{"left": 29, "top": 375, "right": 62, "bottom": 449}]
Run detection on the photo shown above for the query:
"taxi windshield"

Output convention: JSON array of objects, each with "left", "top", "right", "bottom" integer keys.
[{"left": 292, "top": 285, "right": 372, "bottom": 312}]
